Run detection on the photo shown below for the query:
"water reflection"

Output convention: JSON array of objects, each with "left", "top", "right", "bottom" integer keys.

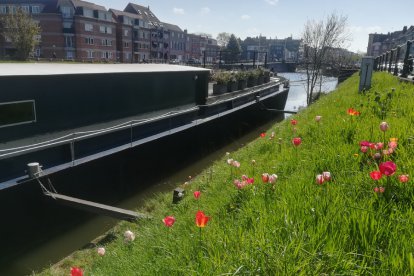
[{"left": 280, "top": 72, "right": 338, "bottom": 115}]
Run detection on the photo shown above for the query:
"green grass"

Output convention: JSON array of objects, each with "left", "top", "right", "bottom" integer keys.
[{"left": 39, "top": 72, "right": 414, "bottom": 275}]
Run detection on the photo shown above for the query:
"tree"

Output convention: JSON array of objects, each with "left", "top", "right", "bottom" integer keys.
[
  {"left": 225, "top": 34, "right": 242, "bottom": 64},
  {"left": 1, "top": 8, "right": 41, "bottom": 60},
  {"left": 302, "top": 13, "right": 349, "bottom": 105},
  {"left": 216, "top": 32, "right": 231, "bottom": 48}
]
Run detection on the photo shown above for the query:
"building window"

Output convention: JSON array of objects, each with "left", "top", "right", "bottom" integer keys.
[
  {"left": 0, "top": 6, "right": 7, "bottom": 14},
  {"left": 9, "top": 6, "right": 17, "bottom": 14},
  {"left": 124, "top": 29, "right": 129, "bottom": 36},
  {"left": 87, "top": 50, "right": 94, "bottom": 58},
  {"left": 84, "top": 37, "right": 94, "bottom": 45},
  {"left": 65, "top": 36, "right": 73, "bottom": 47},
  {"left": 0, "top": 100, "right": 36, "bottom": 128},
  {"left": 83, "top": 9, "right": 93, "bottom": 18},
  {"left": 100, "top": 26, "right": 112, "bottom": 34},
  {"left": 21, "top": 5, "right": 30, "bottom": 13},
  {"left": 61, "top": 6, "right": 71, "bottom": 18},
  {"left": 34, "top": 48, "right": 40, "bottom": 57},
  {"left": 31, "top": 5, "right": 40, "bottom": 14},
  {"left": 101, "top": 39, "right": 112, "bottom": 46},
  {"left": 85, "top": 23, "right": 93, "bottom": 32},
  {"left": 124, "top": 42, "right": 129, "bottom": 48},
  {"left": 101, "top": 51, "right": 113, "bottom": 59}
]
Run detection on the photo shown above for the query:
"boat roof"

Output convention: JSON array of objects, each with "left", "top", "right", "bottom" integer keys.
[{"left": 0, "top": 63, "right": 210, "bottom": 76}]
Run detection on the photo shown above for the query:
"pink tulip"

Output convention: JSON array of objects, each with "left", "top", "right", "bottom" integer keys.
[
  {"left": 379, "top": 122, "right": 389, "bottom": 132},
  {"left": 360, "top": 146, "right": 368, "bottom": 153},
  {"left": 315, "top": 115, "right": 322, "bottom": 122},
  {"left": 97, "top": 247, "right": 106, "bottom": 256},
  {"left": 268, "top": 174, "right": 278, "bottom": 183},
  {"left": 124, "top": 230, "right": 135, "bottom": 242},
  {"left": 399, "top": 174, "right": 409, "bottom": 183},
  {"left": 322, "top": 171, "right": 331, "bottom": 181},
  {"left": 374, "top": 186, "right": 385, "bottom": 193},
  {"left": 232, "top": 160, "right": 240, "bottom": 168},
  {"left": 379, "top": 161, "right": 397, "bottom": 176}
]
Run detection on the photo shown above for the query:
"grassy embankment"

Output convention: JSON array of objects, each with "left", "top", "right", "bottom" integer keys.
[{"left": 40, "top": 72, "right": 414, "bottom": 275}]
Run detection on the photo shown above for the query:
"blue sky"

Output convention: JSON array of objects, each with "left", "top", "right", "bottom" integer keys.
[{"left": 92, "top": 0, "right": 413, "bottom": 53}]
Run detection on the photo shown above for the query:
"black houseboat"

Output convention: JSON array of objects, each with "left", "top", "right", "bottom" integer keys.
[{"left": 0, "top": 63, "right": 289, "bottom": 190}]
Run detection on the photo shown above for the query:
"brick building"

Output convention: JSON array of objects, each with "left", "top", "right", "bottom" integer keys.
[
  {"left": 367, "top": 26, "right": 414, "bottom": 57},
  {"left": 0, "top": 0, "right": 218, "bottom": 64}
]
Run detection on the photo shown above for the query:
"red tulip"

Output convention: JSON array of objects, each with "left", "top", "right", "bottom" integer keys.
[
  {"left": 71, "top": 267, "right": 84, "bottom": 276},
  {"left": 292, "top": 137, "right": 301, "bottom": 146},
  {"left": 316, "top": 174, "right": 324, "bottom": 185},
  {"left": 196, "top": 211, "right": 210, "bottom": 228},
  {"left": 260, "top": 132, "right": 266, "bottom": 138},
  {"left": 162, "top": 216, "right": 176, "bottom": 227},
  {"left": 370, "top": 171, "right": 382, "bottom": 180},
  {"left": 290, "top": 119, "right": 297, "bottom": 125},
  {"left": 347, "top": 108, "right": 360, "bottom": 116},
  {"left": 399, "top": 174, "right": 409, "bottom": 183},
  {"left": 379, "top": 161, "right": 397, "bottom": 176},
  {"left": 193, "top": 191, "right": 201, "bottom": 199},
  {"left": 359, "top": 140, "right": 370, "bottom": 147},
  {"left": 261, "top": 173, "right": 269, "bottom": 183}
]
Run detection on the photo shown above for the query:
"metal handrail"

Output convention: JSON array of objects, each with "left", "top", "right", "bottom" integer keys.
[{"left": 0, "top": 106, "right": 198, "bottom": 159}]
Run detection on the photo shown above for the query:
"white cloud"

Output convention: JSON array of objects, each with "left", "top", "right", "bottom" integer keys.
[
  {"left": 264, "top": 0, "right": 279, "bottom": 5},
  {"left": 173, "top": 8, "right": 185, "bottom": 15},
  {"left": 200, "top": 7, "right": 210, "bottom": 15},
  {"left": 241, "top": 14, "right": 251, "bottom": 20}
]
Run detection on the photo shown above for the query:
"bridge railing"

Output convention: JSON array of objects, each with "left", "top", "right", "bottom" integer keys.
[
  {"left": 200, "top": 50, "right": 269, "bottom": 69},
  {"left": 374, "top": 40, "right": 414, "bottom": 77}
]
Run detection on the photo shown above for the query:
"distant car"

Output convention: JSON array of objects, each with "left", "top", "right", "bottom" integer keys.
[
  {"left": 170, "top": 59, "right": 179, "bottom": 64},
  {"left": 187, "top": 58, "right": 201, "bottom": 65}
]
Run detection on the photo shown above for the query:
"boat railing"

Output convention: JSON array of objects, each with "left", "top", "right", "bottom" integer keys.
[
  {"left": 0, "top": 106, "right": 199, "bottom": 160},
  {"left": 203, "top": 76, "right": 285, "bottom": 107}
]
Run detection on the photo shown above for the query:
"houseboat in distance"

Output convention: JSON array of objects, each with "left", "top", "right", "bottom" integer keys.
[{"left": 0, "top": 63, "right": 290, "bottom": 190}]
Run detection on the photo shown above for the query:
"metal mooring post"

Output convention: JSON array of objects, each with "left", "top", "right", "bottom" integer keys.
[
  {"left": 359, "top": 56, "right": 374, "bottom": 92},
  {"left": 394, "top": 46, "right": 401, "bottom": 76}
]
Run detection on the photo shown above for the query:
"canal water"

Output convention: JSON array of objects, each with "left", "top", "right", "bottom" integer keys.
[{"left": 0, "top": 73, "right": 337, "bottom": 276}]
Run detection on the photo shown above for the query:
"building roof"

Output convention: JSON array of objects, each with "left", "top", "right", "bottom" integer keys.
[
  {"left": 0, "top": 63, "right": 209, "bottom": 76},
  {"left": 109, "top": 8, "right": 142, "bottom": 20},
  {"left": 162, "top": 22, "right": 183, "bottom": 33},
  {"left": 70, "top": 0, "right": 106, "bottom": 12},
  {"left": 124, "top": 3, "right": 160, "bottom": 23}
]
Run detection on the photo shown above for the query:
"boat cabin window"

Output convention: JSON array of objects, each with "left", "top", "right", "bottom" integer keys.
[{"left": 0, "top": 100, "right": 36, "bottom": 128}]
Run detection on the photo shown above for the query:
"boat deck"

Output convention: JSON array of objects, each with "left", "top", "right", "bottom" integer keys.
[{"left": 0, "top": 76, "right": 288, "bottom": 189}]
